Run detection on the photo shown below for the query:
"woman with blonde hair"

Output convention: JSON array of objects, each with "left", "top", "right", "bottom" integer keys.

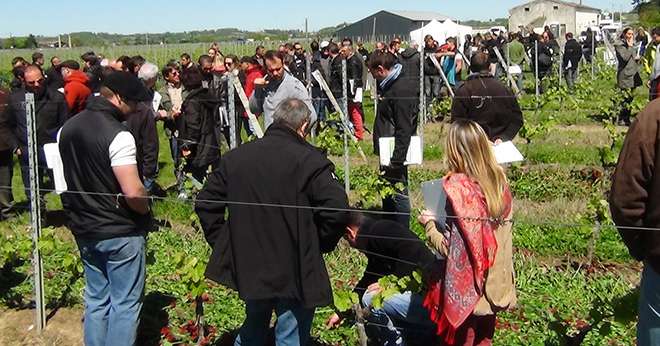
[{"left": 419, "top": 119, "right": 516, "bottom": 345}]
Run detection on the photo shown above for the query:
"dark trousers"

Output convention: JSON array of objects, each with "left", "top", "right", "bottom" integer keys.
[
  {"left": 0, "top": 150, "right": 14, "bottom": 219},
  {"left": 221, "top": 111, "right": 244, "bottom": 147},
  {"left": 381, "top": 165, "right": 410, "bottom": 228},
  {"left": 19, "top": 146, "right": 52, "bottom": 209},
  {"left": 619, "top": 88, "right": 635, "bottom": 126}
]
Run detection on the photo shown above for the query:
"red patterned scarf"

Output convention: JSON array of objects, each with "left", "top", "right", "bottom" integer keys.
[{"left": 423, "top": 173, "right": 512, "bottom": 344}]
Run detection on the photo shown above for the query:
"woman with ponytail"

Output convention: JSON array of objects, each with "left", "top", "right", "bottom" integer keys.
[{"left": 418, "top": 120, "right": 516, "bottom": 345}]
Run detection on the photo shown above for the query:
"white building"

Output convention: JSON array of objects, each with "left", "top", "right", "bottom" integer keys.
[{"left": 509, "top": 0, "right": 601, "bottom": 38}]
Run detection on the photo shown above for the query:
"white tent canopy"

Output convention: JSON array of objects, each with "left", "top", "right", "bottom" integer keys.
[{"left": 410, "top": 19, "right": 473, "bottom": 50}]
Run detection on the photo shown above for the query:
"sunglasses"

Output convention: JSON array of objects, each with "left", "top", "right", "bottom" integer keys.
[{"left": 25, "top": 78, "right": 45, "bottom": 86}]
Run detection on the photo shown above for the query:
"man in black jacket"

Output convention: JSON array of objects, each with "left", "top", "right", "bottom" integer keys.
[
  {"left": 563, "top": 33, "right": 583, "bottom": 89},
  {"left": 369, "top": 51, "right": 418, "bottom": 227},
  {"left": 45, "top": 56, "right": 64, "bottom": 90},
  {"left": 327, "top": 213, "right": 438, "bottom": 344},
  {"left": 310, "top": 41, "right": 328, "bottom": 123},
  {"left": 423, "top": 35, "right": 442, "bottom": 105},
  {"left": 195, "top": 98, "right": 349, "bottom": 346},
  {"left": 290, "top": 42, "right": 307, "bottom": 83},
  {"left": 4, "top": 65, "right": 68, "bottom": 207},
  {"left": 59, "top": 71, "right": 152, "bottom": 346},
  {"left": 451, "top": 52, "right": 523, "bottom": 143},
  {"left": 177, "top": 68, "right": 220, "bottom": 192},
  {"left": 0, "top": 87, "right": 13, "bottom": 220},
  {"left": 81, "top": 51, "right": 102, "bottom": 93},
  {"left": 126, "top": 62, "right": 160, "bottom": 195}
]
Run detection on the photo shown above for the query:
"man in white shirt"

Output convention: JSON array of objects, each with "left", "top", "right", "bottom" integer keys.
[{"left": 58, "top": 71, "right": 152, "bottom": 346}]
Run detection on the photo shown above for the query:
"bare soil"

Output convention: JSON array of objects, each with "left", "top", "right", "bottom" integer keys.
[{"left": 0, "top": 308, "right": 82, "bottom": 346}]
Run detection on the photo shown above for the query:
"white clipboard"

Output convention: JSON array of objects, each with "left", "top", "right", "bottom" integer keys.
[
  {"left": 43, "top": 143, "right": 67, "bottom": 194},
  {"left": 378, "top": 136, "right": 423, "bottom": 166},
  {"left": 492, "top": 141, "right": 524, "bottom": 164}
]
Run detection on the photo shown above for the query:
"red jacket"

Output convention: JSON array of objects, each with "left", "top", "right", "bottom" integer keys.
[
  {"left": 64, "top": 70, "right": 91, "bottom": 115},
  {"left": 243, "top": 66, "right": 264, "bottom": 118},
  {"left": 244, "top": 66, "right": 264, "bottom": 102}
]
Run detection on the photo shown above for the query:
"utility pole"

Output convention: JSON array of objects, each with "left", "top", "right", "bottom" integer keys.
[
  {"left": 305, "top": 18, "right": 308, "bottom": 39},
  {"left": 67, "top": 34, "right": 72, "bottom": 48},
  {"left": 58, "top": 35, "right": 61, "bottom": 49}
]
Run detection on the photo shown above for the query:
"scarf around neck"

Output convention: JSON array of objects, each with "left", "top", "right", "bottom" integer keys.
[
  {"left": 379, "top": 63, "right": 402, "bottom": 89},
  {"left": 423, "top": 173, "right": 512, "bottom": 344}
]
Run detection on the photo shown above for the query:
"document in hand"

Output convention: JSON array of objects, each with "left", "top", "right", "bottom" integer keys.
[
  {"left": 492, "top": 141, "right": 524, "bottom": 164},
  {"left": 152, "top": 91, "right": 162, "bottom": 113},
  {"left": 378, "top": 136, "right": 423, "bottom": 166},
  {"left": 43, "top": 143, "right": 67, "bottom": 194},
  {"left": 421, "top": 179, "right": 447, "bottom": 227},
  {"left": 508, "top": 65, "right": 522, "bottom": 75}
]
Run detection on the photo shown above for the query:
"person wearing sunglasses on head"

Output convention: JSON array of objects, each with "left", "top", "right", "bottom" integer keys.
[{"left": 3, "top": 65, "right": 68, "bottom": 213}]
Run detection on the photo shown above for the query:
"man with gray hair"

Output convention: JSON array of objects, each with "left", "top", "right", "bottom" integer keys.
[
  {"left": 124, "top": 62, "right": 160, "bottom": 195},
  {"left": 196, "top": 98, "right": 349, "bottom": 345}
]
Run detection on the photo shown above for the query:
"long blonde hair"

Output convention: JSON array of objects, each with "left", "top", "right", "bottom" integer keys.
[{"left": 445, "top": 120, "right": 508, "bottom": 218}]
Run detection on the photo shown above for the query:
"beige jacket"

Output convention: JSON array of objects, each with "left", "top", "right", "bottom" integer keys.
[{"left": 425, "top": 210, "right": 517, "bottom": 315}]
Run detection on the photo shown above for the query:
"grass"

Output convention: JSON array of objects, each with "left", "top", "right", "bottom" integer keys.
[{"left": 0, "top": 52, "right": 652, "bottom": 344}]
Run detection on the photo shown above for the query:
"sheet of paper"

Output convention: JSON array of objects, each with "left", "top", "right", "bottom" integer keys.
[
  {"left": 421, "top": 179, "right": 447, "bottom": 226},
  {"left": 43, "top": 143, "right": 67, "bottom": 194},
  {"left": 152, "top": 91, "right": 162, "bottom": 113},
  {"left": 378, "top": 136, "right": 423, "bottom": 166},
  {"left": 492, "top": 141, "right": 524, "bottom": 164},
  {"left": 508, "top": 65, "right": 522, "bottom": 75}
]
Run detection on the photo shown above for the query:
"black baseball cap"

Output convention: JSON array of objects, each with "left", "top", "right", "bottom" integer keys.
[
  {"left": 60, "top": 60, "right": 80, "bottom": 70},
  {"left": 102, "top": 71, "right": 151, "bottom": 102}
]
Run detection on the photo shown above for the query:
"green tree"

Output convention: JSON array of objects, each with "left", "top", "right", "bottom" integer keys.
[
  {"left": 25, "top": 34, "right": 38, "bottom": 49},
  {"left": 632, "top": 0, "right": 660, "bottom": 28},
  {"left": 3, "top": 37, "right": 16, "bottom": 49}
]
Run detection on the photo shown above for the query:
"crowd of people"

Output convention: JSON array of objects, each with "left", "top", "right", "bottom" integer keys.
[{"left": 0, "top": 26, "right": 658, "bottom": 345}]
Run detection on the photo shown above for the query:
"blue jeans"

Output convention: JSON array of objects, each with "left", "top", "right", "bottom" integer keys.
[
  {"left": 638, "top": 262, "right": 660, "bottom": 346},
  {"left": 313, "top": 97, "right": 327, "bottom": 123},
  {"left": 235, "top": 299, "right": 315, "bottom": 346},
  {"left": 76, "top": 234, "right": 146, "bottom": 346},
  {"left": 362, "top": 291, "right": 435, "bottom": 346}
]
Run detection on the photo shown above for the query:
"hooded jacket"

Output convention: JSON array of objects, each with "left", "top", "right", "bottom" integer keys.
[
  {"left": 64, "top": 69, "right": 91, "bottom": 115},
  {"left": 177, "top": 87, "right": 220, "bottom": 168},
  {"left": 399, "top": 48, "right": 421, "bottom": 82}
]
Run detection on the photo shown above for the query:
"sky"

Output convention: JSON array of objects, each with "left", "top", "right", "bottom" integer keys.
[{"left": 0, "top": 0, "right": 632, "bottom": 37}]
